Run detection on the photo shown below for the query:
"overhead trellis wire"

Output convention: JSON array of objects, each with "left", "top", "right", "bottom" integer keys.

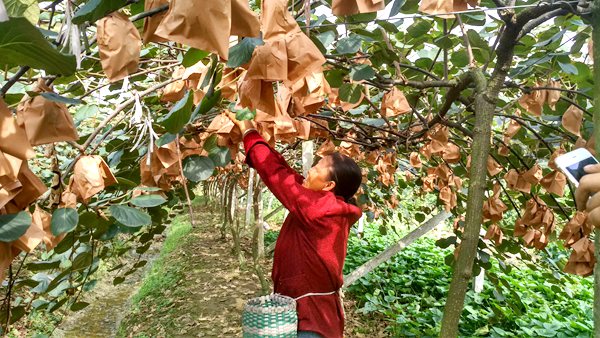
[{"left": 299, "top": 0, "right": 580, "bottom": 29}]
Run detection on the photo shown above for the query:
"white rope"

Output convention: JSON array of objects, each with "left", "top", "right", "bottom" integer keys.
[{"left": 294, "top": 290, "right": 337, "bottom": 301}]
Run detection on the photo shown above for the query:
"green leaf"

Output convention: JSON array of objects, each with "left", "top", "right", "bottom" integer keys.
[
  {"left": 208, "top": 147, "right": 232, "bottom": 167},
  {"left": 350, "top": 64, "right": 376, "bottom": 81},
  {"left": 436, "top": 236, "right": 456, "bottom": 249},
  {"left": 183, "top": 156, "right": 215, "bottom": 182},
  {"left": 415, "top": 212, "right": 426, "bottom": 223},
  {"left": 5, "top": 0, "right": 40, "bottom": 24},
  {"left": 235, "top": 107, "right": 256, "bottom": 121},
  {"left": 72, "top": 0, "right": 129, "bottom": 24},
  {"left": 156, "top": 133, "right": 177, "bottom": 147},
  {"left": 182, "top": 48, "right": 210, "bottom": 67},
  {"left": 407, "top": 20, "right": 432, "bottom": 39},
  {"left": 50, "top": 208, "right": 79, "bottom": 236},
  {"left": 316, "top": 31, "right": 336, "bottom": 49},
  {"left": 39, "top": 92, "right": 83, "bottom": 105},
  {"left": 203, "top": 134, "right": 218, "bottom": 153},
  {"left": 390, "top": 0, "right": 406, "bottom": 16},
  {"left": 113, "top": 276, "right": 125, "bottom": 285},
  {"left": 190, "top": 90, "right": 221, "bottom": 121},
  {"left": 451, "top": 50, "right": 469, "bottom": 68},
  {"left": 131, "top": 195, "right": 167, "bottom": 208},
  {"left": 227, "top": 37, "right": 264, "bottom": 68},
  {"left": 361, "top": 118, "right": 386, "bottom": 127},
  {"left": 325, "top": 69, "right": 345, "bottom": 88},
  {"left": 109, "top": 205, "right": 151, "bottom": 227},
  {"left": 74, "top": 105, "right": 99, "bottom": 124},
  {"left": 159, "top": 90, "right": 194, "bottom": 133},
  {"left": 0, "top": 18, "right": 76, "bottom": 75},
  {"left": 336, "top": 35, "right": 363, "bottom": 54},
  {"left": 70, "top": 302, "right": 90, "bottom": 311},
  {"left": 558, "top": 61, "right": 578, "bottom": 75},
  {"left": 339, "top": 83, "right": 363, "bottom": 104},
  {"left": 0, "top": 211, "right": 31, "bottom": 242}
]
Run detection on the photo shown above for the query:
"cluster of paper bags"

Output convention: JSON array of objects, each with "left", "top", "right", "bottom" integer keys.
[
  {"left": 0, "top": 79, "right": 81, "bottom": 280},
  {"left": 0, "top": 78, "right": 127, "bottom": 279}
]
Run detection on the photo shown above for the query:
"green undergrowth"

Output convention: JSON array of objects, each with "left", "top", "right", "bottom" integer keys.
[
  {"left": 116, "top": 214, "right": 193, "bottom": 337},
  {"left": 343, "top": 223, "right": 593, "bottom": 338}
]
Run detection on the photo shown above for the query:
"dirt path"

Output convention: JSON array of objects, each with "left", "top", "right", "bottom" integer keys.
[{"left": 117, "top": 206, "right": 385, "bottom": 337}]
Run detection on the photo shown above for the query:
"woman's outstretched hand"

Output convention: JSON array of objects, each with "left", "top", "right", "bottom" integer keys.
[
  {"left": 226, "top": 112, "right": 255, "bottom": 135},
  {"left": 575, "top": 163, "right": 600, "bottom": 227}
]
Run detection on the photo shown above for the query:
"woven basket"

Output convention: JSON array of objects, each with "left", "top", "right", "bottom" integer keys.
[{"left": 242, "top": 293, "right": 298, "bottom": 337}]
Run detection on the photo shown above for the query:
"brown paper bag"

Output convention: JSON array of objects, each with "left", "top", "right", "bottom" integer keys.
[
  {"left": 442, "top": 142, "right": 461, "bottom": 163},
  {"left": 238, "top": 78, "right": 277, "bottom": 114},
  {"left": 381, "top": 87, "right": 411, "bottom": 118},
  {"left": 328, "top": 87, "right": 364, "bottom": 112},
  {"left": 140, "top": 141, "right": 182, "bottom": 190},
  {"left": 97, "top": 12, "right": 142, "bottom": 82},
  {"left": 279, "top": 72, "right": 330, "bottom": 117},
  {"left": 16, "top": 80, "right": 79, "bottom": 145},
  {"left": 540, "top": 170, "right": 566, "bottom": 196},
  {"left": 294, "top": 119, "right": 311, "bottom": 140},
  {"left": 142, "top": 0, "right": 169, "bottom": 43},
  {"left": 546, "top": 79, "right": 561, "bottom": 110},
  {"left": 0, "top": 151, "right": 23, "bottom": 209},
  {"left": 518, "top": 85, "right": 546, "bottom": 116},
  {"left": 160, "top": 66, "right": 187, "bottom": 102},
  {"left": 521, "top": 164, "right": 543, "bottom": 184},
  {"left": 245, "top": 0, "right": 324, "bottom": 86},
  {"left": 562, "top": 105, "right": 583, "bottom": 136},
  {"left": 219, "top": 68, "right": 245, "bottom": 101},
  {"left": 31, "top": 206, "right": 65, "bottom": 251},
  {"left": 154, "top": 0, "right": 259, "bottom": 60},
  {"left": 409, "top": 152, "right": 422, "bottom": 168},
  {"left": 559, "top": 211, "right": 590, "bottom": 247},
  {"left": 12, "top": 211, "right": 45, "bottom": 253},
  {"left": 483, "top": 184, "right": 507, "bottom": 222},
  {"left": 0, "top": 98, "right": 35, "bottom": 160},
  {"left": 10, "top": 162, "right": 47, "bottom": 210},
  {"left": 70, "top": 155, "right": 118, "bottom": 203},
  {"left": 564, "top": 237, "right": 595, "bottom": 276},
  {"left": 332, "top": 0, "right": 385, "bottom": 16},
  {"left": 484, "top": 223, "right": 503, "bottom": 246}
]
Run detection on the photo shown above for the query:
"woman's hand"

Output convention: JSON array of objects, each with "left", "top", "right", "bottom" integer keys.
[
  {"left": 226, "top": 112, "right": 255, "bottom": 135},
  {"left": 575, "top": 163, "right": 600, "bottom": 227}
]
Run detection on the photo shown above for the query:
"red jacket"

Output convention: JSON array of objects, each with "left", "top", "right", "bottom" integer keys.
[{"left": 244, "top": 131, "right": 362, "bottom": 338}]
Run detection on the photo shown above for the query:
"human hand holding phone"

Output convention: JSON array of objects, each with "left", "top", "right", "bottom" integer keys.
[{"left": 575, "top": 164, "right": 600, "bottom": 227}]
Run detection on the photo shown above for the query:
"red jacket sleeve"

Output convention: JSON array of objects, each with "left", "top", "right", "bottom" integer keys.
[{"left": 243, "top": 130, "right": 311, "bottom": 214}]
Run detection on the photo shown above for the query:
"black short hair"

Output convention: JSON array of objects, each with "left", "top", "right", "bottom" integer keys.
[{"left": 326, "top": 152, "right": 362, "bottom": 203}]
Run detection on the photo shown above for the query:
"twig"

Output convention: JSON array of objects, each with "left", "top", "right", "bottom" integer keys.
[{"left": 175, "top": 133, "right": 196, "bottom": 228}]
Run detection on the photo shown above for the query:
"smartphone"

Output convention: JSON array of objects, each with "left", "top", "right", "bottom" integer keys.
[{"left": 555, "top": 148, "right": 599, "bottom": 187}]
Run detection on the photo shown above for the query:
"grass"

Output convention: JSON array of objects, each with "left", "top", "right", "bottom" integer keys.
[
  {"left": 131, "top": 215, "right": 192, "bottom": 305},
  {"left": 117, "top": 215, "right": 193, "bottom": 337}
]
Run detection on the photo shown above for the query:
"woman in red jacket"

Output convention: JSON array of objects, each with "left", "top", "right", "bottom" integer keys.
[{"left": 229, "top": 115, "right": 363, "bottom": 338}]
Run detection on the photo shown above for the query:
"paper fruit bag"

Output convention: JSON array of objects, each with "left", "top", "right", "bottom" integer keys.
[
  {"left": 16, "top": 80, "right": 79, "bottom": 145},
  {"left": 97, "top": 12, "right": 142, "bottom": 82},
  {"left": 154, "top": 0, "right": 259, "bottom": 60},
  {"left": 0, "top": 98, "right": 35, "bottom": 160},
  {"left": 70, "top": 155, "right": 118, "bottom": 203}
]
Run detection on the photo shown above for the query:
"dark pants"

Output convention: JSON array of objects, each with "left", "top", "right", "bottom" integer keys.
[{"left": 297, "top": 331, "right": 323, "bottom": 338}]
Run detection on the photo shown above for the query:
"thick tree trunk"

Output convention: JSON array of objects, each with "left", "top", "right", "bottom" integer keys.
[
  {"left": 591, "top": 1, "right": 600, "bottom": 335},
  {"left": 440, "top": 70, "right": 489, "bottom": 337},
  {"left": 343, "top": 211, "right": 451, "bottom": 288}
]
